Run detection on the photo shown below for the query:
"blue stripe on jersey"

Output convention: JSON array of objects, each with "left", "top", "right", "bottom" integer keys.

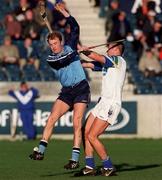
[
  {"left": 92, "top": 56, "right": 114, "bottom": 72},
  {"left": 47, "top": 45, "right": 86, "bottom": 87},
  {"left": 104, "top": 56, "right": 114, "bottom": 68},
  {"left": 47, "top": 51, "right": 78, "bottom": 70},
  {"left": 92, "top": 61, "right": 103, "bottom": 71}
]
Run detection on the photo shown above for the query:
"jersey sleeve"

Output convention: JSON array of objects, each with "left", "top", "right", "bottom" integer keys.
[
  {"left": 66, "top": 16, "right": 80, "bottom": 50},
  {"left": 92, "top": 61, "right": 103, "bottom": 71},
  {"left": 31, "top": 88, "right": 40, "bottom": 99},
  {"left": 91, "top": 56, "right": 117, "bottom": 71},
  {"left": 103, "top": 56, "right": 114, "bottom": 68},
  {"left": 8, "top": 90, "right": 18, "bottom": 100}
]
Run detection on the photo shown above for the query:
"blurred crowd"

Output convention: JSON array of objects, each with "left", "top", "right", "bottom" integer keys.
[
  {"left": 0, "top": 0, "right": 162, "bottom": 81},
  {"left": 90, "top": 0, "right": 162, "bottom": 78},
  {"left": 0, "top": 0, "right": 82, "bottom": 81}
]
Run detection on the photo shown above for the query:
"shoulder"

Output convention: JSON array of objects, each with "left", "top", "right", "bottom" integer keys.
[
  {"left": 104, "top": 55, "right": 113, "bottom": 61},
  {"left": 30, "top": 87, "right": 38, "bottom": 92},
  {"left": 108, "top": 55, "right": 125, "bottom": 62},
  {"left": 64, "top": 45, "right": 73, "bottom": 53}
]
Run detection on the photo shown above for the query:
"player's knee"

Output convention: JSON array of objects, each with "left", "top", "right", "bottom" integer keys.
[
  {"left": 73, "top": 117, "right": 82, "bottom": 131},
  {"left": 88, "top": 133, "right": 96, "bottom": 143},
  {"left": 47, "top": 114, "right": 58, "bottom": 126}
]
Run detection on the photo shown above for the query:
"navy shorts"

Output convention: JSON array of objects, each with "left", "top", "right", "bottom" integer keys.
[{"left": 58, "top": 80, "right": 91, "bottom": 109}]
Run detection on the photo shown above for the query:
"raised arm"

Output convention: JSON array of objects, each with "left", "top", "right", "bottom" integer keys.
[
  {"left": 8, "top": 90, "right": 18, "bottom": 100},
  {"left": 55, "top": 3, "right": 79, "bottom": 50}
]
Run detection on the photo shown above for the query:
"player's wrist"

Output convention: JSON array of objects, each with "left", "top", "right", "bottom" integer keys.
[{"left": 80, "top": 50, "right": 93, "bottom": 56}]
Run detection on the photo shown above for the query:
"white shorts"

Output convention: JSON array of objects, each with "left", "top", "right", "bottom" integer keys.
[{"left": 91, "top": 98, "right": 121, "bottom": 125}]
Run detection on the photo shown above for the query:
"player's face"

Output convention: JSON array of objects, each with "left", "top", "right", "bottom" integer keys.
[
  {"left": 20, "top": 84, "right": 28, "bottom": 91},
  {"left": 48, "top": 37, "right": 63, "bottom": 54},
  {"left": 106, "top": 44, "right": 116, "bottom": 56}
]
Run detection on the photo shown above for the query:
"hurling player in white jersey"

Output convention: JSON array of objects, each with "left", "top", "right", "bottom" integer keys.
[{"left": 76, "top": 41, "right": 126, "bottom": 177}]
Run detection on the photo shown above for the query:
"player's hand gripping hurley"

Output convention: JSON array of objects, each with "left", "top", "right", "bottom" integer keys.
[{"left": 38, "top": 0, "right": 53, "bottom": 33}]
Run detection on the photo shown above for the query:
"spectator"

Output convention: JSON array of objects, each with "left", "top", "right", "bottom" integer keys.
[
  {"left": 146, "top": 21, "right": 162, "bottom": 48},
  {"left": 108, "top": 11, "right": 131, "bottom": 41},
  {"left": 99, "top": 0, "right": 109, "bottom": 18},
  {"left": 19, "top": 37, "right": 40, "bottom": 71},
  {"left": 4, "top": 13, "right": 22, "bottom": 40},
  {"left": 14, "top": 0, "right": 31, "bottom": 22},
  {"left": 8, "top": 81, "right": 39, "bottom": 140},
  {"left": 142, "top": 10, "right": 157, "bottom": 37},
  {"left": 21, "top": 9, "right": 40, "bottom": 40},
  {"left": 132, "top": 29, "right": 147, "bottom": 61},
  {"left": 5, "top": 0, "right": 16, "bottom": 11},
  {"left": 105, "top": 0, "right": 120, "bottom": 35},
  {"left": 28, "top": 0, "right": 38, "bottom": 9},
  {"left": 131, "top": 0, "right": 161, "bottom": 14},
  {"left": 119, "top": 0, "right": 135, "bottom": 14},
  {"left": 0, "top": 35, "right": 20, "bottom": 68},
  {"left": 33, "top": 3, "right": 53, "bottom": 28},
  {"left": 138, "top": 48, "right": 162, "bottom": 77}
]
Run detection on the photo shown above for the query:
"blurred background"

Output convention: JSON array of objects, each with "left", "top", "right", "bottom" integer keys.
[{"left": 0, "top": 0, "right": 162, "bottom": 139}]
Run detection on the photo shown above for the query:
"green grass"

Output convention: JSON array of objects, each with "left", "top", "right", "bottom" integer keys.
[{"left": 0, "top": 139, "right": 162, "bottom": 180}]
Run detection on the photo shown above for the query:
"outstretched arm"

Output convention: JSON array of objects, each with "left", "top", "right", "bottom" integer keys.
[
  {"left": 80, "top": 49, "right": 115, "bottom": 69},
  {"left": 81, "top": 60, "right": 103, "bottom": 71},
  {"left": 81, "top": 50, "right": 106, "bottom": 64}
]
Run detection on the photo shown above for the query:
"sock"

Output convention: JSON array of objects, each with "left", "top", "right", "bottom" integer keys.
[
  {"left": 85, "top": 156, "right": 95, "bottom": 169},
  {"left": 38, "top": 140, "right": 48, "bottom": 154},
  {"left": 71, "top": 147, "right": 80, "bottom": 162},
  {"left": 102, "top": 157, "right": 113, "bottom": 169}
]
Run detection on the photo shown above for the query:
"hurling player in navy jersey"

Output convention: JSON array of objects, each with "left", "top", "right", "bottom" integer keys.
[{"left": 29, "top": 2, "right": 90, "bottom": 170}]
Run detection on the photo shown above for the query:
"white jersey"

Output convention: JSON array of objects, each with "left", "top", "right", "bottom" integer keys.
[
  {"left": 101, "top": 55, "right": 126, "bottom": 105},
  {"left": 91, "top": 55, "right": 126, "bottom": 124}
]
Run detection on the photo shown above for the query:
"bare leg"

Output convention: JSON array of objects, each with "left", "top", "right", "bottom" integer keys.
[
  {"left": 88, "top": 118, "right": 110, "bottom": 160},
  {"left": 42, "top": 99, "right": 70, "bottom": 141},
  {"left": 84, "top": 113, "right": 95, "bottom": 157},
  {"left": 73, "top": 103, "right": 87, "bottom": 148}
]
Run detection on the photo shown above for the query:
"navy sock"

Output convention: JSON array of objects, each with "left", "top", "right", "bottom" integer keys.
[
  {"left": 102, "top": 157, "right": 113, "bottom": 169},
  {"left": 85, "top": 156, "right": 95, "bottom": 169},
  {"left": 71, "top": 147, "right": 80, "bottom": 162},
  {"left": 38, "top": 140, "right": 48, "bottom": 154}
]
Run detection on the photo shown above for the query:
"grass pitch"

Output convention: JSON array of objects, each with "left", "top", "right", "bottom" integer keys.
[{"left": 0, "top": 139, "right": 162, "bottom": 180}]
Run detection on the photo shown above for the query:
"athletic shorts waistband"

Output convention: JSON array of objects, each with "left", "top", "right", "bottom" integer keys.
[{"left": 64, "top": 79, "right": 88, "bottom": 89}]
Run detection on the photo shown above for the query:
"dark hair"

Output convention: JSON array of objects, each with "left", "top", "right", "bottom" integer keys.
[
  {"left": 147, "top": 1, "right": 156, "bottom": 11},
  {"left": 20, "top": 81, "right": 26, "bottom": 85},
  {"left": 117, "top": 42, "right": 125, "bottom": 54},
  {"left": 47, "top": 31, "right": 62, "bottom": 43},
  {"left": 146, "top": 48, "right": 152, "bottom": 52},
  {"left": 109, "top": 42, "right": 125, "bottom": 54}
]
